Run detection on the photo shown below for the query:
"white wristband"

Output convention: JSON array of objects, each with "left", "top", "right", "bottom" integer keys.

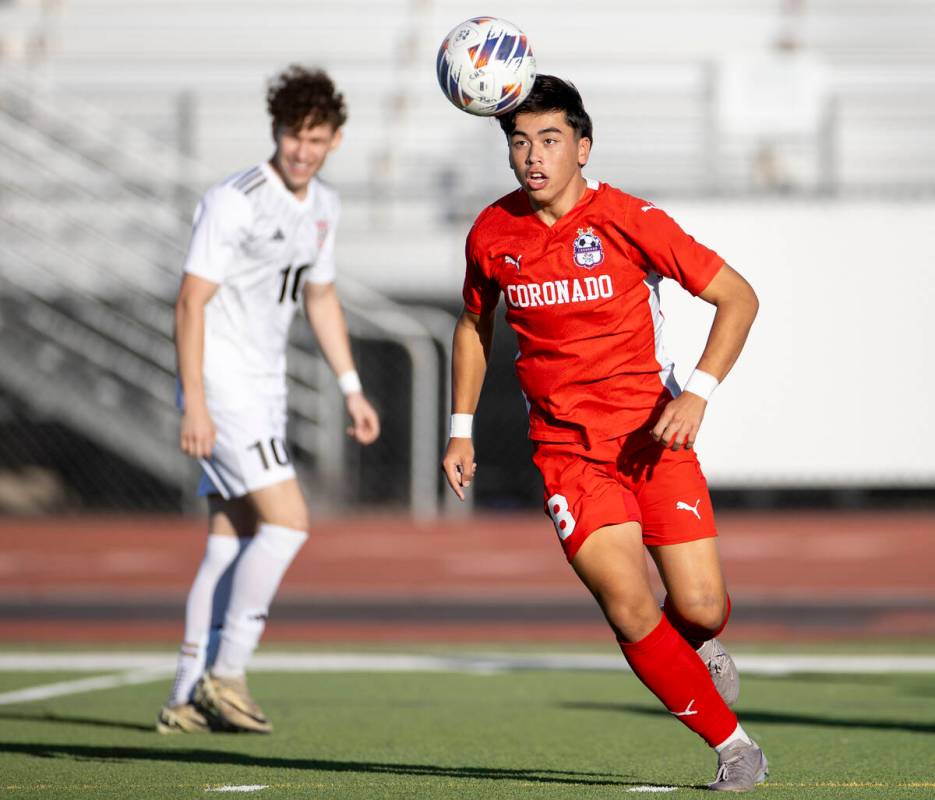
[
  {"left": 683, "top": 369, "right": 719, "bottom": 401},
  {"left": 337, "top": 370, "right": 362, "bottom": 396},
  {"left": 450, "top": 413, "right": 473, "bottom": 439}
]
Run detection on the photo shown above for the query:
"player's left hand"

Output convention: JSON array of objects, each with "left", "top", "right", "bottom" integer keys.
[
  {"left": 345, "top": 393, "right": 381, "bottom": 445},
  {"left": 651, "top": 392, "right": 707, "bottom": 451}
]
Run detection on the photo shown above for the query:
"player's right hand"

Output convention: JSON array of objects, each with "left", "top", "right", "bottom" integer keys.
[
  {"left": 180, "top": 404, "right": 216, "bottom": 459},
  {"left": 442, "top": 437, "right": 477, "bottom": 501}
]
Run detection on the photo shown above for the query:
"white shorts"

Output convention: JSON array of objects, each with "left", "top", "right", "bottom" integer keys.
[{"left": 197, "top": 402, "right": 295, "bottom": 499}]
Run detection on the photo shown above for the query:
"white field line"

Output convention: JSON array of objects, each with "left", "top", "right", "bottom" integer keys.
[
  {"left": 1, "top": 652, "right": 935, "bottom": 707},
  {"left": 0, "top": 652, "right": 934, "bottom": 675},
  {"left": 0, "top": 666, "right": 171, "bottom": 706}
]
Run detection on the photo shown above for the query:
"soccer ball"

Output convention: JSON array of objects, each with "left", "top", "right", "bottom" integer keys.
[{"left": 436, "top": 17, "right": 537, "bottom": 116}]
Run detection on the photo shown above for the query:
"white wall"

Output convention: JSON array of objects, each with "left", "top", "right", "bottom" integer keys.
[
  {"left": 343, "top": 198, "right": 935, "bottom": 487},
  {"left": 658, "top": 200, "right": 935, "bottom": 486}
]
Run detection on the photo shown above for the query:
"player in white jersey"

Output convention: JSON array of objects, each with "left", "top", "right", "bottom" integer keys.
[{"left": 157, "top": 66, "right": 380, "bottom": 735}]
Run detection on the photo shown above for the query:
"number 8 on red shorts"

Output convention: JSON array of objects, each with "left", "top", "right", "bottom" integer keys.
[{"left": 533, "top": 428, "right": 718, "bottom": 562}]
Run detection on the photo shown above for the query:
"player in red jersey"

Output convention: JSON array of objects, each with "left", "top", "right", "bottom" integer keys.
[{"left": 442, "top": 76, "right": 766, "bottom": 792}]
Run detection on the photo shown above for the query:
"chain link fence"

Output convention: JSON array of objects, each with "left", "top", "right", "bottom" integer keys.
[{"left": 0, "top": 293, "right": 452, "bottom": 515}]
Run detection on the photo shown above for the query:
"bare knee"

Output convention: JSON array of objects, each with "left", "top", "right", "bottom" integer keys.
[
  {"left": 668, "top": 591, "right": 727, "bottom": 636},
  {"left": 599, "top": 590, "right": 663, "bottom": 643},
  {"left": 570, "top": 522, "right": 660, "bottom": 642},
  {"left": 248, "top": 480, "right": 310, "bottom": 532}
]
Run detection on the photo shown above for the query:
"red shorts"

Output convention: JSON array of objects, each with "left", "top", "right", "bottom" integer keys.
[{"left": 532, "top": 428, "right": 718, "bottom": 562}]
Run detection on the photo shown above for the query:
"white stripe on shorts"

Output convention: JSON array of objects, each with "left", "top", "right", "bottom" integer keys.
[{"left": 199, "top": 457, "right": 233, "bottom": 500}]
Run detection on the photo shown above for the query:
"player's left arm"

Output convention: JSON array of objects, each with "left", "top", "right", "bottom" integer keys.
[
  {"left": 652, "top": 263, "right": 759, "bottom": 450},
  {"left": 302, "top": 281, "right": 380, "bottom": 445}
]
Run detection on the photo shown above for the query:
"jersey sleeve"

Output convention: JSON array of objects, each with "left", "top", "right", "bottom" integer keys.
[
  {"left": 461, "top": 225, "right": 500, "bottom": 314},
  {"left": 623, "top": 198, "right": 724, "bottom": 296},
  {"left": 307, "top": 193, "right": 339, "bottom": 285},
  {"left": 182, "top": 185, "right": 252, "bottom": 284}
]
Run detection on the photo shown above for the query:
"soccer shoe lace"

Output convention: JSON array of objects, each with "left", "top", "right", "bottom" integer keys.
[
  {"left": 709, "top": 740, "right": 769, "bottom": 792},
  {"left": 697, "top": 638, "right": 740, "bottom": 707}
]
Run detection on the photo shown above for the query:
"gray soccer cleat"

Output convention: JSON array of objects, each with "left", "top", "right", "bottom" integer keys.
[
  {"left": 697, "top": 638, "right": 740, "bottom": 707},
  {"left": 155, "top": 702, "right": 211, "bottom": 734},
  {"left": 194, "top": 673, "right": 273, "bottom": 734},
  {"left": 709, "top": 740, "right": 768, "bottom": 792}
]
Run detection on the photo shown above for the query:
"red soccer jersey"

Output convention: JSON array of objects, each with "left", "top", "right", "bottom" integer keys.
[{"left": 462, "top": 179, "right": 724, "bottom": 445}]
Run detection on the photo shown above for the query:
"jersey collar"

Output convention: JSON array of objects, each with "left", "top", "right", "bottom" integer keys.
[
  {"left": 261, "top": 160, "right": 317, "bottom": 209},
  {"left": 523, "top": 176, "right": 602, "bottom": 232}
]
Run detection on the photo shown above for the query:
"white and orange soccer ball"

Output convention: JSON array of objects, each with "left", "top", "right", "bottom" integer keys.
[{"left": 436, "top": 16, "right": 537, "bottom": 116}]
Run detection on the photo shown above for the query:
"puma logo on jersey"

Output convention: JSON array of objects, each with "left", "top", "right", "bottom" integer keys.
[
  {"left": 271, "top": 228, "right": 285, "bottom": 240},
  {"left": 641, "top": 204, "right": 659, "bottom": 213},
  {"left": 504, "top": 254, "right": 523, "bottom": 271},
  {"left": 675, "top": 499, "right": 702, "bottom": 520},
  {"left": 673, "top": 699, "right": 698, "bottom": 717}
]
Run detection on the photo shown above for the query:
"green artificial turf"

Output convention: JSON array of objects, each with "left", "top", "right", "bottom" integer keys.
[{"left": 1, "top": 667, "right": 933, "bottom": 798}]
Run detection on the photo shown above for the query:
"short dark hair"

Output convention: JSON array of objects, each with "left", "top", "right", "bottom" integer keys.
[
  {"left": 266, "top": 65, "right": 347, "bottom": 133},
  {"left": 498, "top": 75, "right": 593, "bottom": 144}
]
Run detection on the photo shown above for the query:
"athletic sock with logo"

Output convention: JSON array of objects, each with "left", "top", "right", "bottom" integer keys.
[
  {"left": 166, "top": 533, "right": 242, "bottom": 706},
  {"left": 663, "top": 593, "right": 732, "bottom": 649},
  {"left": 617, "top": 614, "right": 738, "bottom": 746},
  {"left": 211, "top": 523, "right": 308, "bottom": 679}
]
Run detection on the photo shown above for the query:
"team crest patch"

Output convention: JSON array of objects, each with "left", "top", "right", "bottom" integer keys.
[
  {"left": 572, "top": 227, "right": 604, "bottom": 269},
  {"left": 315, "top": 220, "right": 329, "bottom": 248}
]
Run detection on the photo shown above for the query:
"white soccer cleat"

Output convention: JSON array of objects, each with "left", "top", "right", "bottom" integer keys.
[
  {"left": 697, "top": 638, "right": 740, "bottom": 707},
  {"left": 709, "top": 740, "right": 768, "bottom": 792},
  {"left": 194, "top": 673, "right": 273, "bottom": 734},
  {"left": 155, "top": 702, "right": 211, "bottom": 734}
]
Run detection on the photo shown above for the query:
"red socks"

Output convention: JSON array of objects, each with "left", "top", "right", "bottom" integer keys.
[{"left": 618, "top": 614, "right": 737, "bottom": 747}]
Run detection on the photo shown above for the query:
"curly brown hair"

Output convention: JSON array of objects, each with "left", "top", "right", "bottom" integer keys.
[{"left": 266, "top": 65, "right": 348, "bottom": 132}]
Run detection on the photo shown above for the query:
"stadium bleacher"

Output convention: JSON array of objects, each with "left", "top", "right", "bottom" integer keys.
[
  {"left": 9, "top": 0, "right": 930, "bottom": 190},
  {"left": 1, "top": 0, "right": 933, "bottom": 512}
]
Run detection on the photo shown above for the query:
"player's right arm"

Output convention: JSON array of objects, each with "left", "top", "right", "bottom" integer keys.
[
  {"left": 175, "top": 184, "right": 249, "bottom": 459},
  {"left": 174, "top": 273, "right": 220, "bottom": 459},
  {"left": 441, "top": 306, "right": 495, "bottom": 500}
]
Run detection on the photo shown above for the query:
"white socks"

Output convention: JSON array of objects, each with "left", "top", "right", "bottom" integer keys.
[
  {"left": 211, "top": 523, "right": 308, "bottom": 679},
  {"left": 168, "top": 523, "right": 309, "bottom": 699},
  {"left": 167, "top": 534, "right": 243, "bottom": 707},
  {"left": 715, "top": 723, "right": 753, "bottom": 753}
]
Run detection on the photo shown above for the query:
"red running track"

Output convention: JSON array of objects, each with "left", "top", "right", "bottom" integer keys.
[{"left": 0, "top": 512, "right": 932, "bottom": 643}]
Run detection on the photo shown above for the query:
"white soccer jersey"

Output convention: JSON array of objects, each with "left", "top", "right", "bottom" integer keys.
[{"left": 182, "top": 161, "right": 339, "bottom": 407}]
